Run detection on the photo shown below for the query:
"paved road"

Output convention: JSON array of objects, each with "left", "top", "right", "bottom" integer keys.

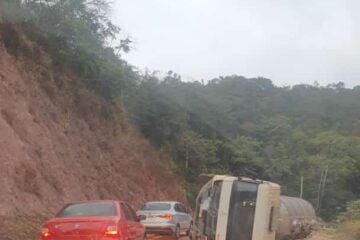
[
  {"left": 148, "top": 234, "right": 189, "bottom": 240},
  {"left": 148, "top": 231, "right": 332, "bottom": 240}
]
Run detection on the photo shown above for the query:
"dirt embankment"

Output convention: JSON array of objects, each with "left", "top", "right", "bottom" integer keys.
[{"left": 0, "top": 22, "right": 186, "bottom": 236}]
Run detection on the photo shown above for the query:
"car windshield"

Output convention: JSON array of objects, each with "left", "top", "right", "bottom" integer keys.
[
  {"left": 142, "top": 203, "right": 172, "bottom": 211},
  {"left": 56, "top": 202, "right": 117, "bottom": 217}
]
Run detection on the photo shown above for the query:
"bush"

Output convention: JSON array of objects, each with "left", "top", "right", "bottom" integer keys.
[
  {"left": 337, "top": 200, "right": 360, "bottom": 222},
  {"left": 335, "top": 200, "right": 360, "bottom": 240}
]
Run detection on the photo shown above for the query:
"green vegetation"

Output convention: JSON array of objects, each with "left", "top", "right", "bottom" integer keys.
[
  {"left": 1, "top": 0, "right": 359, "bottom": 221},
  {"left": 0, "top": 0, "right": 136, "bottom": 99},
  {"left": 128, "top": 75, "right": 360, "bottom": 219},
  {"left": 335, "top": 200, "right": 360, "bottom": 240},
  {"left": 337, "top": 200, "right": 360, "bottom": 222}
]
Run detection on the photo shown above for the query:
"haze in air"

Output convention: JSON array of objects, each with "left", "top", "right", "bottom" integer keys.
[{"left": 113, "top": 0, "right": 360, "bottom": 87}]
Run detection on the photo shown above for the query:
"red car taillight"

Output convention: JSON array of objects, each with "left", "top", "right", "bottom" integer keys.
[
  {"left": 104, "top": 224, "right": 123, "bottom": 239},
  {"left": 41, "top": 227, "right": 51, "bottom": 239},
  {"left": 105, "top": 225, "right": 118, "bottom": 235}
]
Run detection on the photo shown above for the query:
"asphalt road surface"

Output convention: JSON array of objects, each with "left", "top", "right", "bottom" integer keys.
[
  {"left": 148, "top": 231, "right": 332, "bottom": 240},
  {"left": 148, "top": 234, "right": 189, "bottom": 240}
]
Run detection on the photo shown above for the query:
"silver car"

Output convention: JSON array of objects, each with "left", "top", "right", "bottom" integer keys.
[{"left": 137, "top": 201, "right": 193, "bottom": 239}]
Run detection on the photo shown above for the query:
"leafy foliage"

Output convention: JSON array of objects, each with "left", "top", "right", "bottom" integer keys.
[
  {"left": 336, "top": 200, "right": 360, "bottom": 240},
  {"left": 338, "top": 200, "right": 360, "bottom": 222},
  {"left": 127, "top": 75, "right": 360, "bottom": 219},
  {"left": 0, "top": 0, "right": 134, "bottom": 99}
]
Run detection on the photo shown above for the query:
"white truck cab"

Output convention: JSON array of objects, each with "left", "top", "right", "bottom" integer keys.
[{"left": 193, "top": 175, "right": 281, "bottom": 240}]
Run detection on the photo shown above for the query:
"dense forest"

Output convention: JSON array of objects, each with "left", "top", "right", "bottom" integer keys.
[
  {"left": 126, "top": 74, "right": 360, "bottom": 219},
  {"left": 1, "top": 0, "right": 359, "bottom": 221}
]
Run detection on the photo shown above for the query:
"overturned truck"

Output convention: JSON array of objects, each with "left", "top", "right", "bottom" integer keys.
[{"left": 193, "top": 175, "right": 316, "bottom": 240}]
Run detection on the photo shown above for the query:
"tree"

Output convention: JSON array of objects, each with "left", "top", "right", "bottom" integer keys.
[{"left": 176, "top": 131, "right": 217, "bottom": 170}]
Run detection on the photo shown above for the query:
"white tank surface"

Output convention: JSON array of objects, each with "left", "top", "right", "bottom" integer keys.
[{"left": 276, "top": 196, "right": 317, "bottom": 240}]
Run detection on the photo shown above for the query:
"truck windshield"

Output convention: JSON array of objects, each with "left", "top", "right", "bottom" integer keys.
[{"left": 226, "top": 181, "right": 258, "bottom": 240}]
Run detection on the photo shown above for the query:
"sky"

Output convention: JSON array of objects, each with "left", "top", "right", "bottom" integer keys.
[{"left": 112, "top": 0, "right": 360, "bottom": 87}]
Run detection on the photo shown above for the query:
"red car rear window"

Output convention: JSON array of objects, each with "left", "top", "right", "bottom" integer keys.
[{"left": 56, "top": 202, "right": 117, "bottom": 217}]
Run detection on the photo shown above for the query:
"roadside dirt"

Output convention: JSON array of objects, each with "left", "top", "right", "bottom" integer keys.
[{"left": 305, "top": 231, "right": 333, "bottom": 240}]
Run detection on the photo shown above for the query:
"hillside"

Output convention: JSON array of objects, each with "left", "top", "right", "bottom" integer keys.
[
  {"left": 0, "top": 22, "right": 186, "bottom": 239},
  {"left": 127, "top": 73, "right": 360, "bottom": 220},
  {"left": 0, "top": 1, "right": 358, "bottom": 240}
]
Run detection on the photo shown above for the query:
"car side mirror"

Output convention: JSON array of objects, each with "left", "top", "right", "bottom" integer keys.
[{"left": 138, "top": 215, "right": 146, "bottom": 222}]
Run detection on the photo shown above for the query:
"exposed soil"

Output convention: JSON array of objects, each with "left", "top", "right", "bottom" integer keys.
[{"left": 0, "top": 22, "right": 186, "bottom": 219}]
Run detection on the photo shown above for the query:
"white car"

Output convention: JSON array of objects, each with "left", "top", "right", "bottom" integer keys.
[{"left": 137, "top": 201, "right": 193, "bottom": 239}]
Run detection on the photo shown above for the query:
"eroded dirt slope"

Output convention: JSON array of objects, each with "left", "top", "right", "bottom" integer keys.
[{"left": 0, "top": 23, "right": 186, "bottom": 218}]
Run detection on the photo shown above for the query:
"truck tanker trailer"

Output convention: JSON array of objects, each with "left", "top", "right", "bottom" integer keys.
[{"left": 276, "top": 196, "right": 316, "bottom": 240}]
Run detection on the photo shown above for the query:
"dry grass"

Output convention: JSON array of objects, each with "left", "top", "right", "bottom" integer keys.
[{"left": 335, "top": 220, "right": 360, "bottom": 240}]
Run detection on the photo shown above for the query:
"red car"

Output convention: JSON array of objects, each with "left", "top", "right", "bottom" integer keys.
[{"left": 40, "top": 200, "right": 146, "bottom": 240}]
